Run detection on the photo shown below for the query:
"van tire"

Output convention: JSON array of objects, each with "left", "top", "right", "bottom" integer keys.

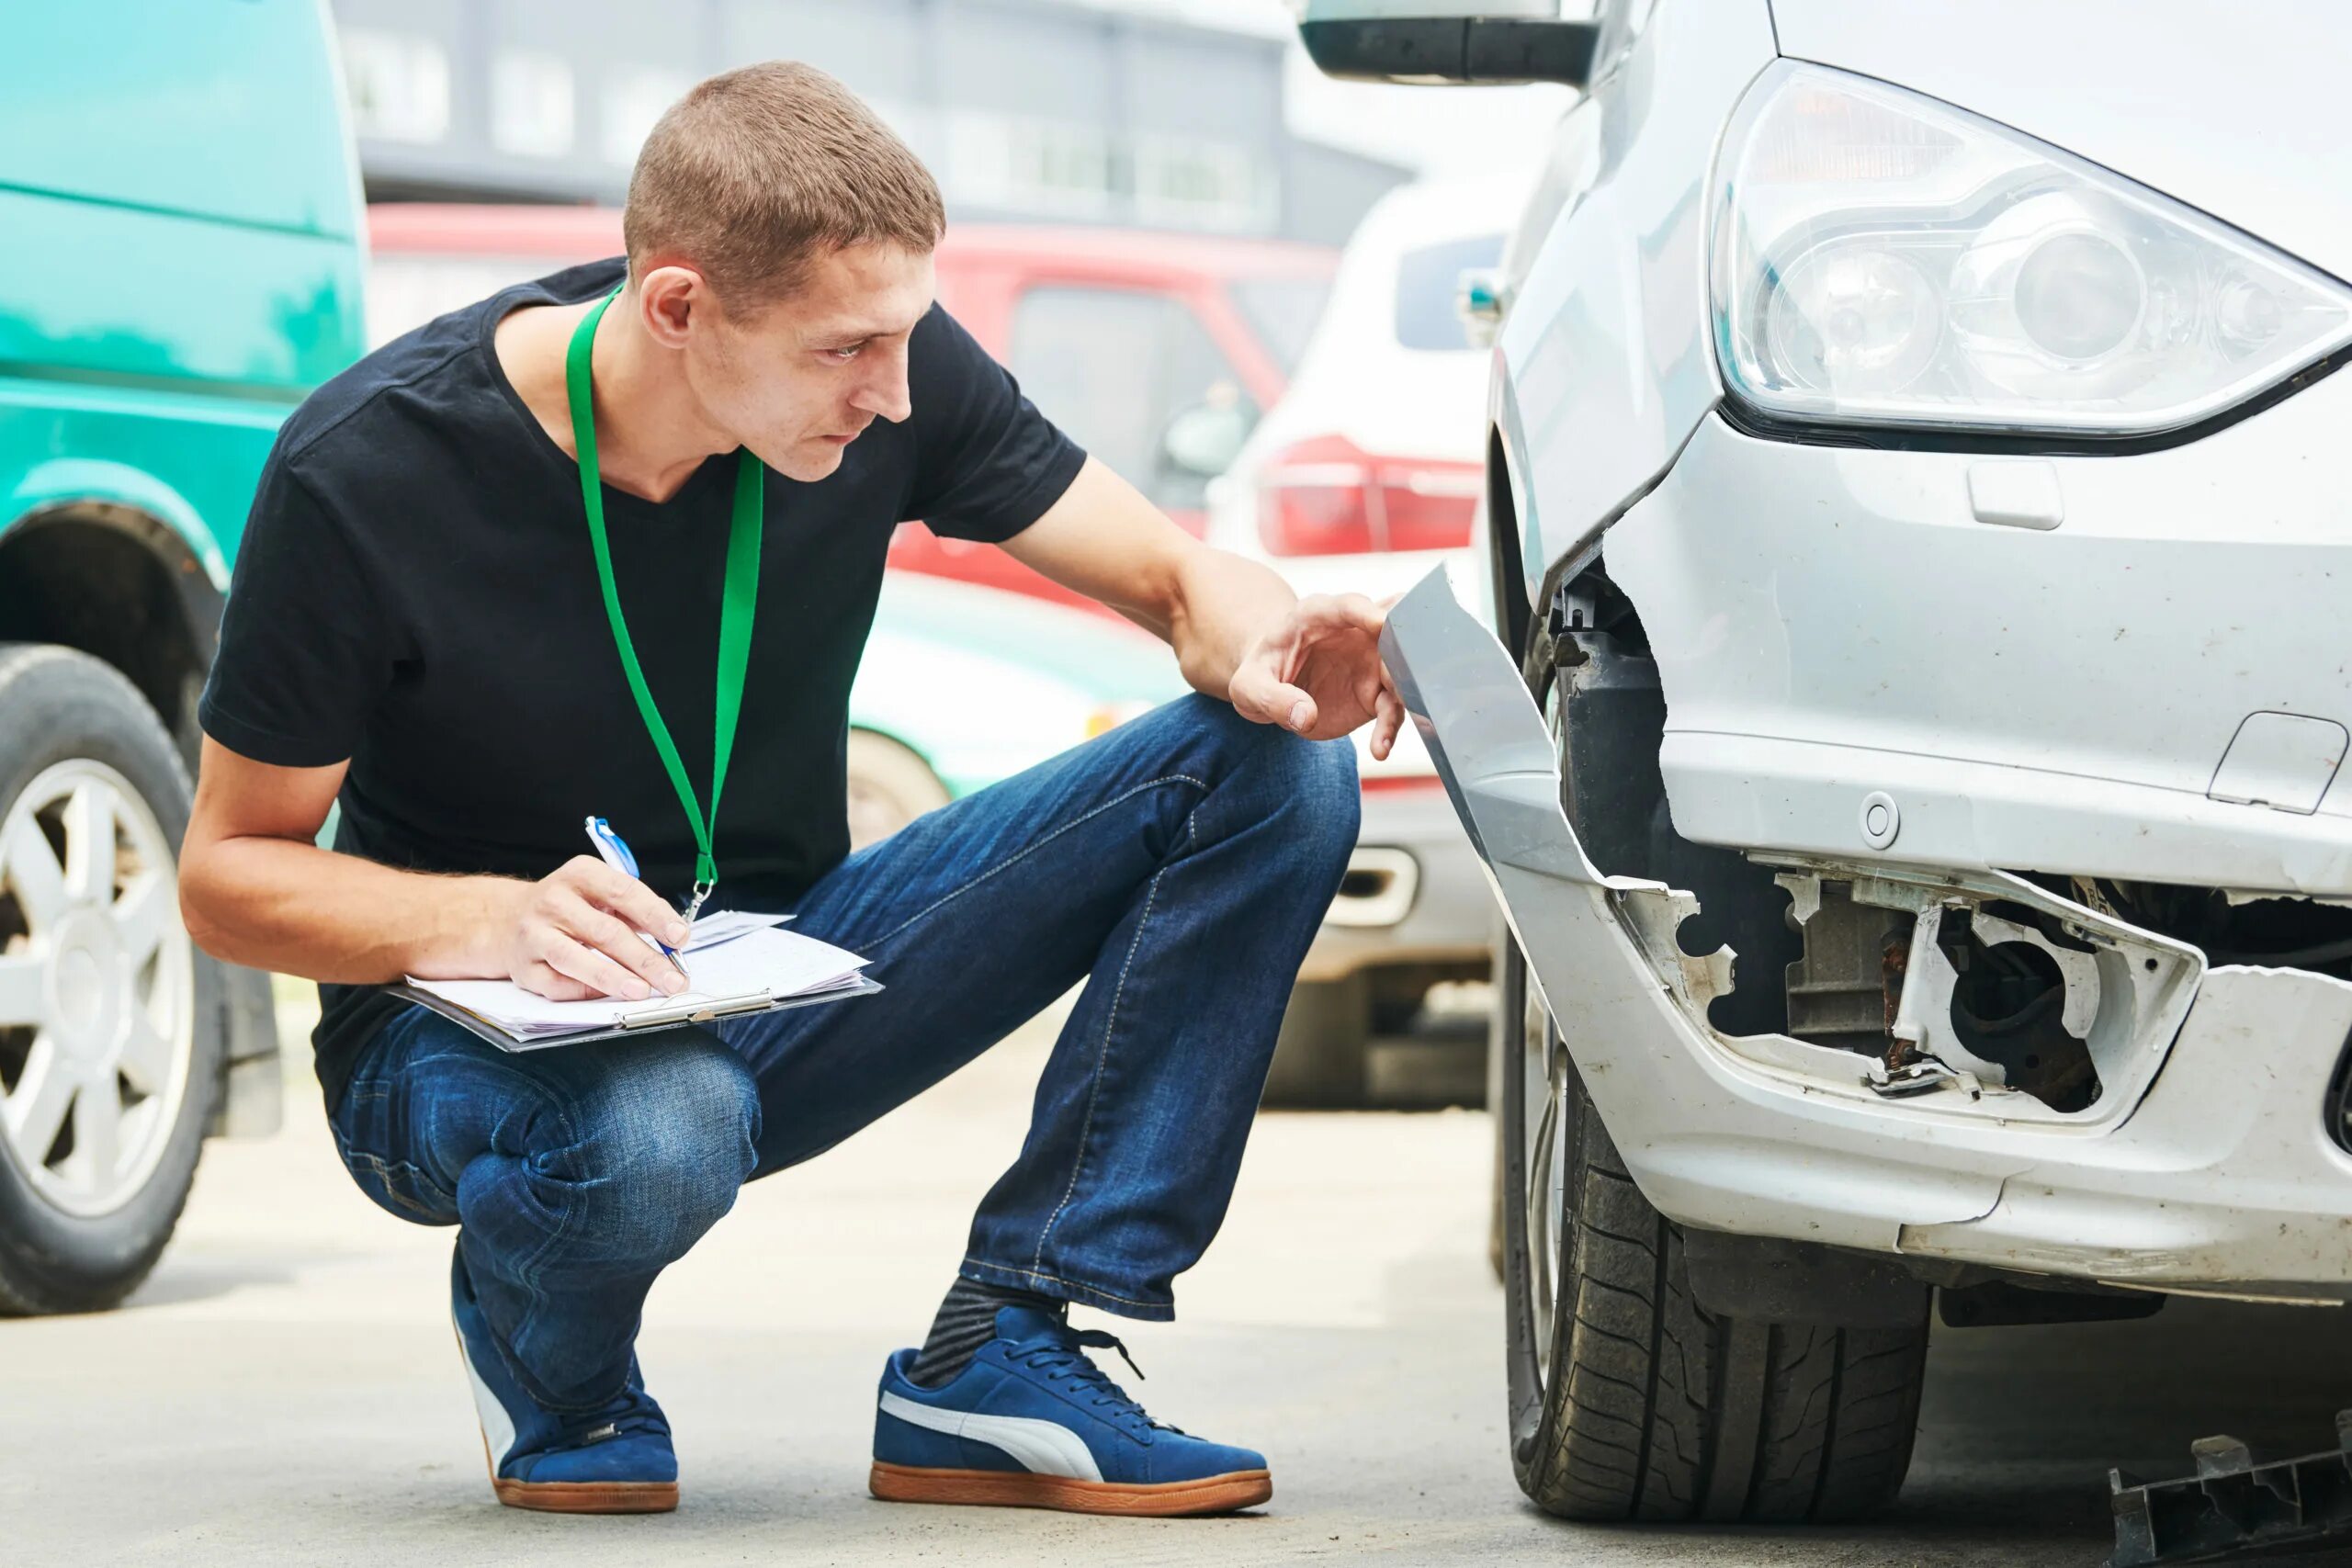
[
  {"left": 1500, "top": 941, "right": 1926, "bottom": 1522},
  {"left": 0, "top": 645, "right": 220, "bottom": 1315}
]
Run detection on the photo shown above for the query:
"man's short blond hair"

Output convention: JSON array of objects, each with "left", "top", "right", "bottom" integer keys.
[{"left": 623, "top": 62, "right": 944, "bottom": 312}]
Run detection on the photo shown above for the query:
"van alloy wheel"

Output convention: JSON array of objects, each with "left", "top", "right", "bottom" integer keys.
[
  {"left": 0, "top": 644, "right": 221, "bottom": 1315},
  {"left": 0, "top": 759, "right": 195, "bottom": 1219}
]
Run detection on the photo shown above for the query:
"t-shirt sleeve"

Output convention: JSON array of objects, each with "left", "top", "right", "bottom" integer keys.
[
  {"left": 899, "top": 304, "right": 1088, "bottom": 543},
  {"left": 197, "top": 457, "right": 395, "bottom": 768}
]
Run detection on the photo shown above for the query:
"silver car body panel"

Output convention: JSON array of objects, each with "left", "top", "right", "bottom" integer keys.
[
  {"left": 1608, "top": 373, "right": 2352, "bottom": 894},
  {"left": 1493, "top": 0, "right": 1775, "bottom": 604}
]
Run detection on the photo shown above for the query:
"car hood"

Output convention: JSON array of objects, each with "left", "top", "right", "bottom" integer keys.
[{"left": 1770, "top": 0, "right": 2352, "bottom": 281}]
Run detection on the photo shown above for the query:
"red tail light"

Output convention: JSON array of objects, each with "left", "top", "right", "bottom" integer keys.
[{"left": 1256, "top": 434, "right": 1483, "bottom": 557}]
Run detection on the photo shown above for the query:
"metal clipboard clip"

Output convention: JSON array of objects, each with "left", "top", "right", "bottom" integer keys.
[{"left": 616, "top": 989, "right": 775, "bottom": 1030}]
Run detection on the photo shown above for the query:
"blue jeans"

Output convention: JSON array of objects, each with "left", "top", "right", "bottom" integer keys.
[{"left": 327, "top": 695, "right": 1359, "bottom": 1411}]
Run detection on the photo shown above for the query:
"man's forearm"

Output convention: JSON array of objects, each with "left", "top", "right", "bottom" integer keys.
[
  {"left": 181, "top": 836, "right": 515, "bottom": 985},
  {"left": 1164, "top": 547, "right": 1298, "bottom": 702}
]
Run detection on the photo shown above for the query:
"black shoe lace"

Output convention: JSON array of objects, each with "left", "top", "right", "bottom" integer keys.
[{"left": 1012, "top": 1326, "right": 1178, "bottom": 1438}]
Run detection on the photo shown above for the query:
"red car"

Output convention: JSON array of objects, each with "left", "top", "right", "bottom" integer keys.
[{"left": 365, "top": 206, "right": 1337, "bottom": 613}]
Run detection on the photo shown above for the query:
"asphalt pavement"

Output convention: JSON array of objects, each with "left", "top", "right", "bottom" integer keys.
[{"left": 7, "top": 988, "right": 2352, "bottom": 1567}]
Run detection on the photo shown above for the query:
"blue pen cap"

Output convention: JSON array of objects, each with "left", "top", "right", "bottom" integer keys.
[{"left": 586, "top": 816, "right": 640, "bottom": 878}]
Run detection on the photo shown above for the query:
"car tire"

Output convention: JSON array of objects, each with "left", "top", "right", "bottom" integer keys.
[
  {"left": 1500, "top": 938, "right": 1926, "bottom": 1522},
  {"left": 1260, "top": 974, "right": 1369, "bottom": 1108},
  {"left": 0, "top": 644, "right": 221, "bottom": 1315},
  {"left": 844, "top": 728, "right": 951, "bottom": 852}
]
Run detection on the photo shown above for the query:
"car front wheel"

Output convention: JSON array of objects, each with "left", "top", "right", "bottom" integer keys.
[
  {"left": 1499, "top": 936, "right": 1927, "bottom": 1521},
  {"left": 0, "top": 645, "right": 220, "bottom": 1314}
]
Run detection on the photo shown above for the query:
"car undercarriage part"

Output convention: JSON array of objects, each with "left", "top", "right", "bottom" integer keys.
[
  {"left": 1681, "top": 1227, "right": 1928, "bottom": 1327},
  {"left": 2109, "top": 1414, "right": 2352, "bottom": 1566},
  {"left": 1937, "top": 1279, "right": 2165, "bottom": 1328},
  {"left": 1549, "top": 569, "right": 1801, "bottom": 1038},
  {"left": 1758, "top": 864, "right": 2204, "bottom": 1119},
  {"left": 2074, "top": 876, "right": 2352, "bottom": 980}
]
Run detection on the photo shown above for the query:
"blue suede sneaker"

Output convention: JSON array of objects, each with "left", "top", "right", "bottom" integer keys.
[
  {"left": 448, "top": 1246, "right": 679, "bottom": 1514},
  {"left": 870, "top": 1304, "right": 1272, "bottom": 1516}
]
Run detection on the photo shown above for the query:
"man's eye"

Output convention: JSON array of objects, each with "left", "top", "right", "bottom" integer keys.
[{"left": 827, "top": 344, "right": 864, "bottom": 362}]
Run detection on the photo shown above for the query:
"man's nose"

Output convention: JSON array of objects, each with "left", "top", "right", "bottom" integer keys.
[{"left": 849, "top": 341, "right": 912, "bottom": 424}]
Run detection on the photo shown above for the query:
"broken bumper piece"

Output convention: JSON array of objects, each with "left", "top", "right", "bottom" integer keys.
[
  {"left": 1381, "top": 567, "right": 2352, "bottom": 1299},
  {"left": 2109, "top": 1415, "right": 2352, "bottom": 1566}
]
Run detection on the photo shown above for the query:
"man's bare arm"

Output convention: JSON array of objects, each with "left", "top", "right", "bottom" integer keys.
[
  {"left": 179, "top": 739, "right": 689, "bottom": 1001},
  {"left": 1001, "top": 457, "right": 1403, "bottom": 755}
]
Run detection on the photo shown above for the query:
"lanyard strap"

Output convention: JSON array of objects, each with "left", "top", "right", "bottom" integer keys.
[{"left": 564, "top": 288, "right": 763, "bottom": 891}]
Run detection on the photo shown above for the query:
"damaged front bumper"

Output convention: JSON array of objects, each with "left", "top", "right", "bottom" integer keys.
[{"left": 1383, "top": 569, "right": 2352, "bottom": 1301}]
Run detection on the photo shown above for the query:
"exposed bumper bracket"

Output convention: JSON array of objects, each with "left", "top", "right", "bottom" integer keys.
[{"left": 2109, "top": 1413, "right": 2352, "bottom": 1565}]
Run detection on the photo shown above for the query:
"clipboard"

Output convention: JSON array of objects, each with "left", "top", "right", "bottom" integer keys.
[{"left": 386, "top": 973, "right": 883, "bottom": 1054}]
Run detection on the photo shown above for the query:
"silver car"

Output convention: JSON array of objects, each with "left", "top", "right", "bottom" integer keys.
[{"left": 1305, "top": 0, "right": 2352, "bottom": 1527}]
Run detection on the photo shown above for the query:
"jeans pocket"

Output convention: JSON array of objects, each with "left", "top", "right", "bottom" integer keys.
[{"left": 328, "top": 1122, "right": 458, "bottom": 1225}]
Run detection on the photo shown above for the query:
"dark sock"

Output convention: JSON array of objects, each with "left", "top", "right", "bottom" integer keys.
[{"left": 907, "top": 1276, "right": 1062, "bottom": 1388}]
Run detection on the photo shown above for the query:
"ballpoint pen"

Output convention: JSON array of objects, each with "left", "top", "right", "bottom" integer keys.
[{"left": 584, "top": 816, "right": 689, "bottom": 963}]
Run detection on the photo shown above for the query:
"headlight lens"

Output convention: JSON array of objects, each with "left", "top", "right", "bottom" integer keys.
[{"left": 1711, "top": 62, "right": 2352, "bottom": 436}]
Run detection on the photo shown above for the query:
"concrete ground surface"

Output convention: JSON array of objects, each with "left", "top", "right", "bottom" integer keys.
[{"left": 8, "top": 990, "right": 2352, "bottom": 1567}]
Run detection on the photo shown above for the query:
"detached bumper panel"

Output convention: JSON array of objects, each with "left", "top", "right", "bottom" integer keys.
[{"left": 1381, "top": 568, "right": 2352, "bottom": 1296}]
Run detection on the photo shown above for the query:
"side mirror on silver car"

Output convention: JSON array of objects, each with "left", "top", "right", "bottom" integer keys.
[{"left": 1293, "top": 0, "right": 1600, "bottom": 87}]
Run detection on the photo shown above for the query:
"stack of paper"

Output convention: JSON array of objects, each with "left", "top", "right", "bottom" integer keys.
[
  {"left": 673, "top": 908, "right": 793, "bottom": 953},
  {"left": 405, "top": 925, "right": 870, "bottom": 1044}
]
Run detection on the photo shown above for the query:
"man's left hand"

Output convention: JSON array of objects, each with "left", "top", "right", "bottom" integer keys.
[{"left": 1230, "top": 592, "right": 1406, "bottom": 761}]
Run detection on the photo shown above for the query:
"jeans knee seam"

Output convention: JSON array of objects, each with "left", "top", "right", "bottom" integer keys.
[
  {"left": 461, "top": 1064, "right": 590, "bottom": 1361},
  {"left": 1029, "top": 799, "right": 1194, "bottom": 1274},
  {"left": 861, "top": 773, "right": 1207, "bottom": 953}
]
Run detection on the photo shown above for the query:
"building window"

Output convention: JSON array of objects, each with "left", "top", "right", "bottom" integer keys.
[
  {"left": 601, "top": 70, "right": 694, "bottom": 167},
  {"left": 1134, "top": 135, "right": 1276, "bottom": 234},
  {"left": 492, "top": 51, "right": 573, "bottom": 159},
  {"left": 341, "top": 29, "right": 450, "bottom": 145},
  {"left": 945, "top": 111, "right": 1125, "bottom": 220}
]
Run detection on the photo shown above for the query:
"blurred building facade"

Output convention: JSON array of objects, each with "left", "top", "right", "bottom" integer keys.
[{"left": 328, "top": 0, "right": 1407, "bottom": 245}]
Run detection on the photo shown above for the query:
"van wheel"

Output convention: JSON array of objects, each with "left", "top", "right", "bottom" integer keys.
[
  {"left": 1499, "top": 939, "right": 1926, "bottom": 1521},
  {"left": 845, "top": 728, "right": 951, "bottom": 851},
  {"left": 0, "top": 645, "right": 220, "bottom": 1314}
]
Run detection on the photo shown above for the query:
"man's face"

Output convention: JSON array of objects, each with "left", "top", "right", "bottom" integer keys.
[{"left": 683, "top": 241, "right": 935, "bottom": 483}]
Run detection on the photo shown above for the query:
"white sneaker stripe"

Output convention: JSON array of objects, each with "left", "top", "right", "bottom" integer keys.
[
  {"left": 878, "top": 1389, "right": 1104, "bottom": 1483},
  {"left": 453, "top": 1310, "right": 518, "bottom": 1469}
]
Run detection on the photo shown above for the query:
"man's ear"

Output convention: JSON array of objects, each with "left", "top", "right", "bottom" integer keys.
[{"left": 634, "top": 264, "right": 708, "bottom": 349}]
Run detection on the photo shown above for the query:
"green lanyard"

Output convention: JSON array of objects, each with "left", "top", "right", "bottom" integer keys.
[{"left": 564, "top": 288, "right": 762, "bottom": 902}]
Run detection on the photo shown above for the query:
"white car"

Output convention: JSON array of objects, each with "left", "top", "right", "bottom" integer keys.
[
  {"left": 1306, "top": 0, "right": 2352, "bottom": 1529},
  {"left": 1205, "top": 170, "right": 1537, "bottom": 1104}
]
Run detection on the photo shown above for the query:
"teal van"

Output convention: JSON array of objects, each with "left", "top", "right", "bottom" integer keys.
[{"left": 0, "top": 5, "right": 366, "bottom": 1312}]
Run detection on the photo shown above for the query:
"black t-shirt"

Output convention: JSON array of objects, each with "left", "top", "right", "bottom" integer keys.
[{"left": 199, "top": 257, "right": 1085, "bottom": 1110}]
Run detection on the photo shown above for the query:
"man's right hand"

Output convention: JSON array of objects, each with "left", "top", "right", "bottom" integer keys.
[{"left": 492, "top": 856, "right": 692, "bottom": 1002}]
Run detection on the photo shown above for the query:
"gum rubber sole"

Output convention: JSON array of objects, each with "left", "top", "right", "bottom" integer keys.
[
  {"left": 478, "top": 1431, "right": 678, "bottom": 1514},
  {"left": 492, "top": 1476, "right": 680, "bottom": 1514},
  {"left": 869, "top": 1461, "right": 1272, "bottom": 1517}
]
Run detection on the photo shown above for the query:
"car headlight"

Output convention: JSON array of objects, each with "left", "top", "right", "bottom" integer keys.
[{"left": 1710, "top": 62, "right": 2352, "bottom": 437}]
